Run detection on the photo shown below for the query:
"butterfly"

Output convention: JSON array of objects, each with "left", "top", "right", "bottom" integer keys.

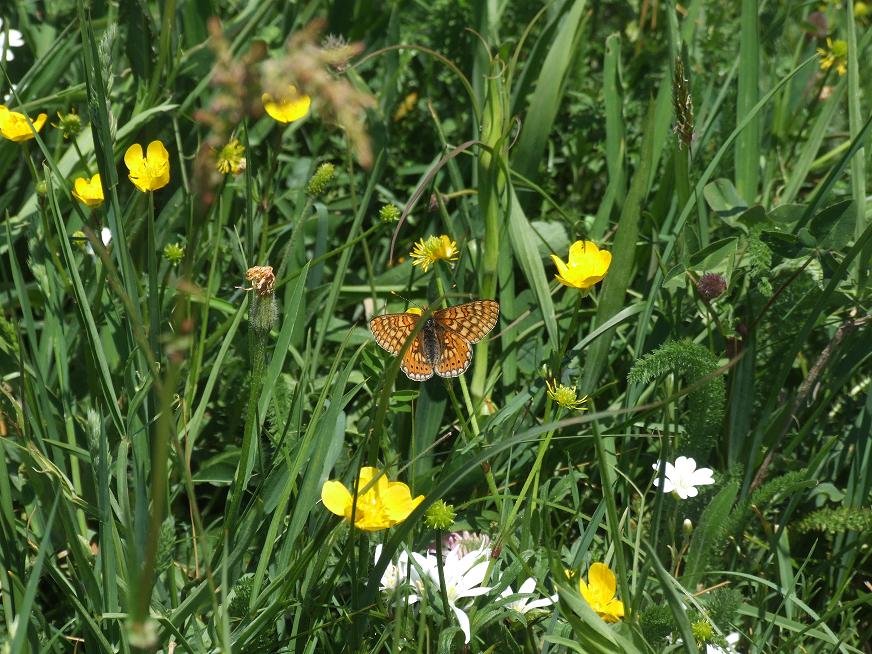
[{"left": 369, "top": 300, "right": 500, "bottom": 381}]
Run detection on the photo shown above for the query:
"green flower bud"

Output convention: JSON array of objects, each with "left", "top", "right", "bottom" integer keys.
[
  {"left": 691, "top": 620, "right": 713, "bottom": 644},
  {"left": 307, "top": 162, "right": 335, "bottom": 196},
  {"left": 424, "top": 499, "right": 456, "bottom": 530},
  {"left": 378, "top": 203, "right": 401, "bottom": 223},
  {"left": 53, "top": 111, "right": 83, "bottom": 140},
  {"left": 163, "top": 242, "right": 185, "bottom": 265}
]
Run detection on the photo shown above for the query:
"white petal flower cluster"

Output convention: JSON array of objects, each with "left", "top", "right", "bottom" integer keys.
[
  {"left": 652, "top": 456, "right": 715, "bottom": 499},
  {"left": 375, "top": 535, "right": 557, "bottom": 644}
]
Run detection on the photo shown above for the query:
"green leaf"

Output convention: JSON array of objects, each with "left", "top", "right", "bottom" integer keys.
[
  {"left": 703, "top": 178, "right": 748, "bottom": 218},
  {"left": 768, "top": 204, "right": 807, "bottom": 224},
  {"left": 808, "top": 199, "right": 854, "bottom": 249},
  {"left": 688, "top": 237, "right": 739, "bottom": 273},
  {"left": 507, "top": 186, "right": 559, "bottom": 348}
]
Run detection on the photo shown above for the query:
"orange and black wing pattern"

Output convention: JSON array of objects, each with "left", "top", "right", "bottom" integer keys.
[
  {"left": 434, "top": 326, "right": 473, "bottom": 378},
  {"left": 434, "top": 300, "right": 499, "bottom": 343},
  {"left": 369, "top": 312, "right": 420, "bottom": 355},
  {"left": 401, "top": 340, "right": 435, "bottom": 381}
]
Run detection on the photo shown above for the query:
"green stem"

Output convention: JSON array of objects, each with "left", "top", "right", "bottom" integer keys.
[
  {"left": 434, "top": 536, "right": 451, "bottom": 617},
  {"left": 225, "top": 296, "right": 267, "bottom": 530},
  {"left": 147, "top": 192, "right": 159, "bottom": 358},
  {"left": 591, "top": 412, "right": 630, "bottom": 615}
]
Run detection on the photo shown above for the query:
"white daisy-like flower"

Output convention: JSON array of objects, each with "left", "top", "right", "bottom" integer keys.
[
  {"left": 652, "top": 456, "right": 715, "bottom": 499},
  {"left": 428, "top": 546, "right": 492, "bottom": 644},
  {"left": 0, "top": 19, "right": 24, "bottom": 62},
  {"left": 374, "top": 544, "right": 434, "bottom": 605},
  {"left": 499, "top": 577, "right": 558, "bottom": 615}
]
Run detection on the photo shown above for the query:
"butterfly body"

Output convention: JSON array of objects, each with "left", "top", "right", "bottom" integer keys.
[
  {"left": 369, "top": 300, "right": 500, "bottom": 382},
  {"left": 420, "top": 318, "right": 441, "bottom": 366}
]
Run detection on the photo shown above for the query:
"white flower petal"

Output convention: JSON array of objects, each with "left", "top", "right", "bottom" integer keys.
[
  {"left": 458, "top": 586, "right": 491, "bottom": 599},
  {"left": 524, "top": 596, "right": 556, "bottom": 611},
  {"left": 451, "top": 603, "right": 472, "bottom": 644},
  {"left": 517, "top": 578, "right": 537, "bottom": 595}
]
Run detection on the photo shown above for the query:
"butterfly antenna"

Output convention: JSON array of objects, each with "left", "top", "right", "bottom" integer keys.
[{"left": 389, "top": 290, "right": 426, "bottom": 312}]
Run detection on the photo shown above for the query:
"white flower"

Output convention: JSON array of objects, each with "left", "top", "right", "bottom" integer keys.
[
  {"left": 706, "top": 632, "right": 740, "bottom": 653},
  {"left": 374, "top": 544, "right": 434, "bottom": 605},
  {"left": 429, "top": 546, "right": 492, "bottom": 644},
  {"left": 86, "top": 227, "right": 112, "bottom": 256},
  {"left": 0, "top": 19, "right": 24, "bottom": 62},
  {"left": 652, "top": 456, "right": 715, "bottom": 499},
  {"left": 499, "top": 577, "right": 558, "bottom": 615}
]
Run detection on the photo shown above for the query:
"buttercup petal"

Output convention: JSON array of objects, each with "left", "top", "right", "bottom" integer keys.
[
  {"left": 550, "top": 254, "right": 570, "bottom": 278},
  {"left": 124, "top": 143, "right": 144, "bottom": 171},
  {"left": 569, "top": 240, "right": 598, "bottom": 262},
  {"left": 321, "top": 480, "right": 352, "bottom": 517},
  {"left": 587, "top": 562, "right": 617, "bottom": 605},
  {"left": 146, "top": 139, "right": 169, "bottom": 166},
  {"left": 600, "top": 598, "right": 625, "bottom": 622}
]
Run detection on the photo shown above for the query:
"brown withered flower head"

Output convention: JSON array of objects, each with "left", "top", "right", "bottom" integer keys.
[{"left": 244, "top": 266, "right": 276, "bottom": 296}]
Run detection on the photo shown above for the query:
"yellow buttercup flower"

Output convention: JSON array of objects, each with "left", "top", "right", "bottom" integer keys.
[
  {"left": 578, "top": 562, "right": 624, "bottom": 622},
  {"left": 410, "top": 235, "right": 459, "bottom": 272},
  {"left": 124, "top": 140, "right": 170, "bottom": 192},
  {"left": 321, "top": 466, "right": 424, "bottom": 532},
  {"left": 545, "top": 378, "right": 588, "bottom": 411},
  {"left": 0, "top": 105, "right": 47, "bottom": 142},
  {"left": 817, "top": 38, "right": 848, "bottom": 76},
  {"left": 262, "top": 85, "right": 312, "bottom": 124},
  {"left": 551, "top": 240, "right": 612, "bottom": 290},
  {"left": 71, "top": 173, "right": 105, "bottom": 208}
]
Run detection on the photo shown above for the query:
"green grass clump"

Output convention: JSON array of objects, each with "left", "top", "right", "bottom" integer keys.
[{"left": 1, "top": 1, "right": 870, "bottom": 652}]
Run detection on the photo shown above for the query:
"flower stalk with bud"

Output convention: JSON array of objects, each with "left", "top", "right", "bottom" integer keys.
[{"left": 226, "top": 265, "right": 278, "bottom": 527}]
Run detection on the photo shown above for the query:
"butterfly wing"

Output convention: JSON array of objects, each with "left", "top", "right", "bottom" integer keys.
[
  {"left": 434, "top": 325, "right": 472, "bottom": 378},
  {"left": 369, "top": 312, "right": 420, "bottom": 355},
  {"left": 434, "top": 300, "right": 499, "bottom": 343},
  {"left": 401, "top": 339, "right": 435, "bottom": 381}
]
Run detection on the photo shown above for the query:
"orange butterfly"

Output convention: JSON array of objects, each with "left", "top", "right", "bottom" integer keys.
[{"left": 369, "top": 300, "right": 500, "bottom": 381}]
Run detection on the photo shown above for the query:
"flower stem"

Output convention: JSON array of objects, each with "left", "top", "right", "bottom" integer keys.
[
  {"left": 591, "top": 412, "right": 630, "bottom": 615},
  {"left": 434, "top": 536, "right": 451, "bottom": 617},
  {"left": 147, "top": 192, "right": 160, "bottom": 358}
]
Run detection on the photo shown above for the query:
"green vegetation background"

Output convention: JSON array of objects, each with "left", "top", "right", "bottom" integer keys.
[{"left": 0, "top": 0, "right": 870, "bottom": 652}]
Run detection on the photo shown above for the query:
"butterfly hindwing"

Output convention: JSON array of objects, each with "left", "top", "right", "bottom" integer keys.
[
  {"left": 369, "top": 312, "right": 420, "bottom": 355},
  {"left": 401, "top": 338, "right": 435, "bottom": 381},
  {"left": 434, "top": 325, "right": 472, "bottom": 378},
  {"left": 434, "top": 300, "right": 499, "bottom": 343}
]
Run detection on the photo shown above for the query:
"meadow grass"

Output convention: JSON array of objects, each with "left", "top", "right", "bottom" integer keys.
[{"left": 0, "top": 1, "right": 870, "bottom": 652}]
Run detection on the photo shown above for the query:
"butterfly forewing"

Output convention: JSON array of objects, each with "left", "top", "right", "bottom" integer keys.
[
  {"left": 369, "top": 313, "right": 420, "bottom": 355},
  {"left": 434, "top": 300, "right": 499, "bottom": 343},
  {"left": 434, "top": 326, "right": 472, "bottom": 377}
]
